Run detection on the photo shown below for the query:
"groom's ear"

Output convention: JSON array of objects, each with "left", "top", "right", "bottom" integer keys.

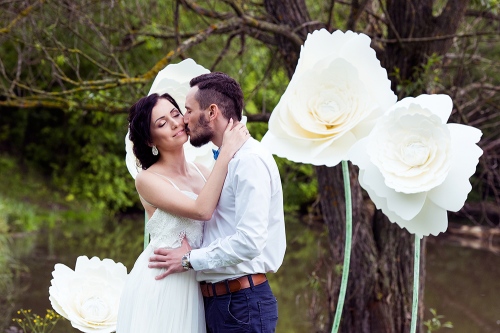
[{"left": 208, "top": 104, "right": 218, "bottom": 121}]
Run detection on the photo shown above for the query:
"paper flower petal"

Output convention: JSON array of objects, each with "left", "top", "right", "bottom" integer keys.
[
  {"left": 261, "top": 29, "right": 396, "bottom": 167},
  {"left": 49, "top": 256, "right": 128, "bottom": 333},
  {"left": 351, "top": 94, "right": 483, "bottom": 237},
  {"left": 125, "top": 129, "right": 140, "bottom": 179},
  {"left": 389, "top": 94, "right": 452, "bottom": 123},
  {"left": 428, "top": 124, "right": 483, "bottom": 211}
]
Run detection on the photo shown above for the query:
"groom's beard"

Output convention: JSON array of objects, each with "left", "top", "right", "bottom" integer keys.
[{"left": 189, "top": 113, "right": 214, "bottom": 148}]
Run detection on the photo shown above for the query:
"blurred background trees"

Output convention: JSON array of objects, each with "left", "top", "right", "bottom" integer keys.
[{"left": 1, "top": 1, "right": 499, "bottom": 332}]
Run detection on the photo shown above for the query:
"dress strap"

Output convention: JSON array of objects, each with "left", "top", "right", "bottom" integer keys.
[
  {"left": 149, "top": 171, "right": 181, "bottom": 191},
  {"left": 190, "top": 162, "right": 207, "bottom": 182}
]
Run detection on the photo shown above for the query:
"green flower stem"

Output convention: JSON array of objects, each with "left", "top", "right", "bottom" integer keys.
[
  {"left": 410, "top": 235, "right": 421, "bottom": 333},
  {"left": 331, "top": 160, "right": 353, "bottom": 333},
  {"left": 144, "top": 212, "right": 149, "bottom": 250}
]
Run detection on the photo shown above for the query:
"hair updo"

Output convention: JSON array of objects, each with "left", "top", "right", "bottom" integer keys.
[{"left": 127, "top": 93, "right": 181, "bottom": 169}]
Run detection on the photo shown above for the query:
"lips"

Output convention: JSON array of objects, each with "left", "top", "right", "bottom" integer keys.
[{"left": 173, "top": 129, "right": 184, "bottom": 137}]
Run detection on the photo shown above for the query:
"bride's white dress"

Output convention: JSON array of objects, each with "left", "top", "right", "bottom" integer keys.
[{"left": 116, "top": 179, "right": 206, "bottom": 333}]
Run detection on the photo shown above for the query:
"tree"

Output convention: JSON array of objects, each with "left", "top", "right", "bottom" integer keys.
[{"left": 1, "top": 0, "right": 499, "bottom": 331}]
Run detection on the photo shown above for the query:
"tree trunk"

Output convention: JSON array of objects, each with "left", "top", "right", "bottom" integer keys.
[
  {"left": 316, "top": 164, "right": 424, "bottom": 333},
  {"left": 384, "top": 0, "right": 470, "bottom": 92},
  {"left": 263, "top": 0, "right": 314, "bottom": 77},
  {"left": 263, "top": 0, "right": 470, "bottom": 332}
]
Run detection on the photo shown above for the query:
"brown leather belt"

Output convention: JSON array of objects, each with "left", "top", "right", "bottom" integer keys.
[{"left": 200, "top": 273, "right": 267, "bottom": 297}]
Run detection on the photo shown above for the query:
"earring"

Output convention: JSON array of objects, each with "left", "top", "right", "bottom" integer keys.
[{"left": 152, "top": 146, "right": 158, "bottom": 156}]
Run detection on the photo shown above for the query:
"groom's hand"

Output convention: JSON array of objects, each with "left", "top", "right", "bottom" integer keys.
[{"left": 148, "top": 237, "right": 192, "bottom": 280}]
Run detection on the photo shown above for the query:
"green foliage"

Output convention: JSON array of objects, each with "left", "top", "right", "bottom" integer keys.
[
  {"left": 50, "top": 109, "right": 137, "bottom": 213},
  {"left": 0, "top": 154, "right": 107, "bottom": 233},
  {"left": 12, "top": 309, "right": 61, "bottom": 333},
  {"left": 423, "top": 308, "right": 453, "bottom": 332},
  {"left": 472, "top": 0, "right": 500, "bottom": 13},
  {"left": 393, "top": 53, "right": 443, "bottom": 98},
  {"left": 0, "top": 104, "right": 138, "bottom": 214}
]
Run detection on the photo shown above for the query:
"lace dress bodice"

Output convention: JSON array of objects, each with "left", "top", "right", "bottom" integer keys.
[{"left": 145, "top": 191, "right": 204, "bottom": 249}]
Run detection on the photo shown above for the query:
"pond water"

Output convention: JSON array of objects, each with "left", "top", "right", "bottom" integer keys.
[{"left": 2, "top": 216, "right": 500, "bottom": 333}]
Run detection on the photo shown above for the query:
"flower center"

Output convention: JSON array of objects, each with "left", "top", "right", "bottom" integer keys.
[
  {"left": 401, "top": 142, "right": 429, "bottom": 167},
  {"left": 80, "top": 296, "right": 110, "bottom": 322},
  {"left": 318, "top": 101, "right": 339, "bottom": 124}
]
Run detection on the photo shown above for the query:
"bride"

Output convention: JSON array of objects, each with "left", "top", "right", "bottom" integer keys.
[{"left": 116, "top": 92, "right": 249, "bottom": 333}]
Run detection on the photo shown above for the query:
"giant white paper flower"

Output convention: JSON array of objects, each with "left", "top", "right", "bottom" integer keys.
[
  {"left": 125, "top": 58, "right": 215, "bottom": 178},
  {"left": 261, "top": 29, "right": 396, "bottom": 166},
  {"left": 349, "top": 94, "right": 483, "bottom": 237},
  {"left": 49, "top": 256, "right": 128, "bottom": 333}
]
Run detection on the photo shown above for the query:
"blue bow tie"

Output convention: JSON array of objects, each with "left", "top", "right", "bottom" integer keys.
[{"left": 212, "top": 149, "right": 220, "bottom": 160}]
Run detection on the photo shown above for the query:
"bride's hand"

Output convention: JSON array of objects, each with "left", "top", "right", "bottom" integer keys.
[{"left": 219, "top": 118, "right": 250, "bottom": 158}]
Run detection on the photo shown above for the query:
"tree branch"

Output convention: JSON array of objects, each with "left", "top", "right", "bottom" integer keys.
[
  {"left": 466, "top": 9, "right": 500, "bottom": 21},
  {"left": 241, "top": 15, "right": 304, "bottom": 46},
  {"left": 0, "top": 0, "right": 46, "bottom": 35},
  {"left": 180, "top": 0, "right": 234, "bottom": 20},
  {"left": 222, "top": 0, "right": 245, "bottom": 17},
  {"left": 375, "top": 31, "right": 500, "bottom": 43}
]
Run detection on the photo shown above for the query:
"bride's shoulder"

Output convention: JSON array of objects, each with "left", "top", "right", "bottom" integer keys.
[
  {"left": 192, "top": 162, "right": 211, "bottom": 180},
  {"left": 135, "top": 168, "right": 156, "bottom": 186}
]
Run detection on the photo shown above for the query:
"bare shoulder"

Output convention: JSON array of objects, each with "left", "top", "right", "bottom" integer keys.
[
  {"left": 135, "top": 169, "right": 157, "bottom": 191},
  {"left": 134, "top": 169, "right": 148, "bottom": 186}
]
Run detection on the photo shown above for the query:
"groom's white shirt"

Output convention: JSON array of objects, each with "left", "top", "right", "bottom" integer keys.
[{"left": 190, "top": 138, "right": 286, "bottom": 283}]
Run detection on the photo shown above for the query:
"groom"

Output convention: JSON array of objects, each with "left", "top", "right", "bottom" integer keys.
[{"left": 149, "top": 72, "right": 286, "bottom": 332}]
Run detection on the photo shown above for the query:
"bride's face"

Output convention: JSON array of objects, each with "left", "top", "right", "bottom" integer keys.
[{"left": 150, "top": 98, "right": 188, "bottom": 151}]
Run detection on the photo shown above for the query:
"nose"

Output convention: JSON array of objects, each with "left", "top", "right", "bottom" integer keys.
[
  {"left": 183, "top": 114, "right": 189, "bottom": 124},
  {"left": 171, "top": 118, "right": 180, "bottom": 128}
]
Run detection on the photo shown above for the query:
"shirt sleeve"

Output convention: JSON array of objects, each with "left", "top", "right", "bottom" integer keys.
[{"left": 190, "top": 153, "right": 271, "bottom": 270}]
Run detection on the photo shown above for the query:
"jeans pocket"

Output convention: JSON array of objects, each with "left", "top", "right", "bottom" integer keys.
[
  {"left": 258, "top": 298, "right": 278, "bottom": 333},
  {"left": 227, "top": 293, "right": 250, "bottom": 325},
  {"left": 215, "top": 293, "right": 250, "bottom": 331}
]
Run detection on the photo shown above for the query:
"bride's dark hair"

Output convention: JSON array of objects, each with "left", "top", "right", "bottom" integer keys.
[{"left": 128, "top": 93, "right": 182, "bottom": 169}]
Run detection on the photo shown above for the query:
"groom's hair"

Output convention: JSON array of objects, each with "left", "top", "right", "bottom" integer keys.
[
  {"left": 190, "top": 72, "right": 243, "bottom": 121},
  {"left": 128, "top": 93, "right": 181, "bottom": 169}
]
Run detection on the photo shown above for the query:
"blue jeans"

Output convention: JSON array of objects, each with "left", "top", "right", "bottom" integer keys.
[{"left": 203, "top": 279, "right": 278, "bottom": 333}]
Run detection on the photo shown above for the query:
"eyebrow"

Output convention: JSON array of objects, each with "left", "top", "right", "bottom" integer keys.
[{"left": 154, "top": 108, "right": 178, "bottom": 124}]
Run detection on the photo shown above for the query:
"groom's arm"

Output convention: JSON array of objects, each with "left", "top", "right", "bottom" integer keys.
[{"left": 189, "top": 153, "right": 272, "bottom": 270}]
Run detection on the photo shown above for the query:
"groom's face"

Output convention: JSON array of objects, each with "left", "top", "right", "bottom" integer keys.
[{"left": 184, "top": 86, "right": 214, "bottom": 147}]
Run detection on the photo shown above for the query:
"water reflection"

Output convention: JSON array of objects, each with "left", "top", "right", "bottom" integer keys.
[
  {"left": 0, "top": 233, "right": 34, "bottom": 333},
  {"left": 425, "top": 238, "right": 500, "bottom": 332},
  {"left": 5, "top": 217, "right": 500, "bottom": 333},
  {"left": 6, "top": 215, "right": 325, "bottom": 333}
]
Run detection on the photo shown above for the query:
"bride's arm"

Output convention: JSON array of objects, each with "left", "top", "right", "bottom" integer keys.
[{"left": 136, "top": 119, "right": 249, "bottom": 221}]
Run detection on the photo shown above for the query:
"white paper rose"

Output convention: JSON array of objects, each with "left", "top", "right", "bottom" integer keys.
[
  {"left": 261, "top": 29, "right": 397, "bottom": 166},
  {"left": 49, "top": 256, "right": 128, "bottom": 333},
  {"left": 125, "top": 129, "right": 140, "bottom": 178},
  {"left": 125, "top": 58, "right": 214, "bottom": 178},
  {"left": 349, "top": 94, "right": 483, "bottom": 237}
]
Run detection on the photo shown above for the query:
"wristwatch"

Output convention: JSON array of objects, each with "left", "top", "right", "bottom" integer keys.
[{"left": 181, "top": 251, "right": 193, "bottom": 270}]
